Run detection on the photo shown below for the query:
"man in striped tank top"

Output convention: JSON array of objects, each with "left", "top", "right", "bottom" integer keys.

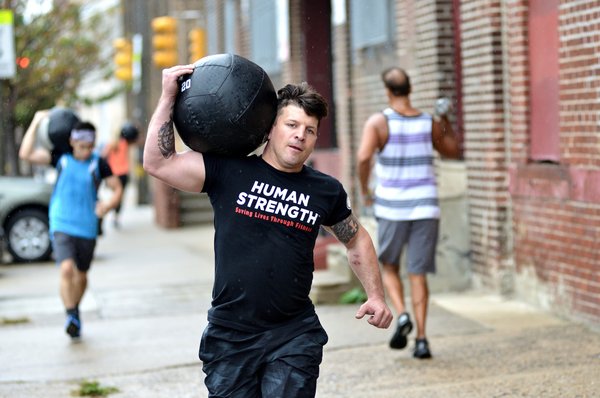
[{"left": 357, "top": 67, "right": 460, "bottom": 359}]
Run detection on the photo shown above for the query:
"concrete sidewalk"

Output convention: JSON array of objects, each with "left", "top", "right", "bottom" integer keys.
[{"left": 0, "top": 205, "right": 598, "bottom": 397}]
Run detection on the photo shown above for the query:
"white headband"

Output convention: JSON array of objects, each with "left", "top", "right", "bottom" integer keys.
[{"left": 70, "top": 129, "right": 95, "bottom": 143}]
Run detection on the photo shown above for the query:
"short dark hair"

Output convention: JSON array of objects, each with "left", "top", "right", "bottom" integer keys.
[
  {"left": 381, "top": 67, "right": 411, "bottom": 97},
  {"left": 73, "top": 121, "right": 96, "bottom": 132},
  {"left": 277, "top": 82, "right": 328, "bottom": 124}
]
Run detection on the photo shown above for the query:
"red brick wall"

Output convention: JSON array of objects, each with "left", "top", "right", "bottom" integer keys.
[
  {"left": 459, "top": 0, "right": 512, "bottom": 292},
  {"left": 559, "top": 2, "right": 600, "bottom": 168},
  {"left": 508, "top": 1, "right": 600, "bottom": 324}
]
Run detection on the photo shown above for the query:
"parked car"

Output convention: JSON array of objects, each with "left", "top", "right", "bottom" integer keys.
[{"left": 0, "top": 176, "right": 53, "bottom": 263}]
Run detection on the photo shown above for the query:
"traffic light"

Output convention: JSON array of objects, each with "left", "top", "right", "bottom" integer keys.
[
  {"left": 152, "top": 16, "right": 178, "bottom": 68},
  {"left": 16, "top": 57, "right": 30, "bottom": 69},
  {"left": 113, "top": 38, "right": 132, "bottom": 81},
  {"left": 188, "top": 28, "right": 206, "bottom": 63}
]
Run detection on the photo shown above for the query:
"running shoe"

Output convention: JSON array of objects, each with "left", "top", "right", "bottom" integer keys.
[
  {"left": 389, "top": 312, "right": 413, "bottom": 349},
  {"left": 65, "top": 313, "right": 81, "bottom": 338},
  {"left": 413, "top": 337, "right": 432, "bottom": 359}
]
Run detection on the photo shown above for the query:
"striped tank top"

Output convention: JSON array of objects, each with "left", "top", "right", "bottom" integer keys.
[{"left": 374, "top": 108, "right": 439, "bottom": 221}]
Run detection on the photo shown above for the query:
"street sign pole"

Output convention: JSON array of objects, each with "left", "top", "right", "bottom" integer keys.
[
  {"left": 0, "top": 9, "right": 16, "bottom": 174},
  {"left": 0, "top": 9, "right": 16, "bottom": 79}
]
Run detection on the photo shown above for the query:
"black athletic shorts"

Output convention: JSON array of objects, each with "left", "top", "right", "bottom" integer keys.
[
  {"left": 199, "top": 313, "right": 328, "bottom": 398},
  {"left": 52, "top": 232, "right": 96, "bottom": 272}
]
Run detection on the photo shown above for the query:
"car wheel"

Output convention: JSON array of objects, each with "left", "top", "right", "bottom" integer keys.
[{"left": 5, "top": 208, "right": 52, "bottom": 263}]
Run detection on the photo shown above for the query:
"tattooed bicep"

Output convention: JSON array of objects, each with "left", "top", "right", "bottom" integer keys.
[
  {"left": 158, "top": 120, "right": 175, "bottom": 159},
  {"left": 329, "top": 214, "right": 359, "bottom": 244}
]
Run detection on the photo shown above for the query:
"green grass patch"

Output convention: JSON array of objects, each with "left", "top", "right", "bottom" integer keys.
[
  {"left": 339, "top": 287, "right": 368, "bottom": 304},
  {"left": 1, "top": 317, "right": 30, "bottom": 325},
  {"left": 72, "top": 380, "right": 119, "bottom": 397}
]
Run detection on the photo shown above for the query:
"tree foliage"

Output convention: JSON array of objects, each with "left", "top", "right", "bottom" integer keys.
[{"left": 1, "top": 0, "right": 119, "bottom": 175}]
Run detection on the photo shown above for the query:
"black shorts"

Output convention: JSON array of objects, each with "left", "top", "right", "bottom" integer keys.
[
  {"left": 118, "top": 174, "right": 129, "bottom": 190},
  {"left": 199, "top": 313, "right": 328, "bottom": 398},
  {"left": 52, "top": 232, "right": 96, "bottom": 272}
]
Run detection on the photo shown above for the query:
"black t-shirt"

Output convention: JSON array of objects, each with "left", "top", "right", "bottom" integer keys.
[{"left": 202, "top": 154, "right": 352, "bottom": 332}]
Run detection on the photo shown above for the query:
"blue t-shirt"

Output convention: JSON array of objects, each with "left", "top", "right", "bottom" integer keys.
[
  {"left": 50, "top": 153, "right": 112, "bottom": 239},
  {"left": 202, "top": 154, "right": 352, "bottom": 332}
]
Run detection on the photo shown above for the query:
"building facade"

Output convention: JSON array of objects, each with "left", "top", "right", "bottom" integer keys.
[{"left": 129, "top": 0, "right": 600, "bottom": 326}]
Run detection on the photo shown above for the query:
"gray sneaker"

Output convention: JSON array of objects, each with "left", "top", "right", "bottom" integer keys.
[{"left": 389, "top": 312, "right": 413, "bottom": 349}]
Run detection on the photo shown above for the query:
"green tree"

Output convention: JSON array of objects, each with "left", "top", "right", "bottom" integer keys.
[{"left": 0, "top": 0, "right": 119, "bottom": 175}]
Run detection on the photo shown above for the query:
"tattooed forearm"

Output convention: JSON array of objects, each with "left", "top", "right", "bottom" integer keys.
[
  {"left": 331, "top": 214, "right": 359, "bottom": 244},
  {"left": 158, "top": 120, "right": 175, "bottom": 159}
]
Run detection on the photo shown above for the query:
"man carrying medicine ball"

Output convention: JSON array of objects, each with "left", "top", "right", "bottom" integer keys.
[{"left": 144, "top": 64, "right": 392, "bottom": 397}]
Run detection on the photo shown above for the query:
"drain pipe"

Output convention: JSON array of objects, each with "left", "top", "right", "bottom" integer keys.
[{"left": 344, "top": 0, "right": 357, "bottom": 206}]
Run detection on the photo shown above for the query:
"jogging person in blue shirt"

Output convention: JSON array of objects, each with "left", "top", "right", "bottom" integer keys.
[{"left": 20, "top": 113, "right": 123, "bottom": 339}]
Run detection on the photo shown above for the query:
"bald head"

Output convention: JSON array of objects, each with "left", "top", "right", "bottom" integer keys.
[{"left": 381, "top": 67, "right": 411, "bottom": 97}]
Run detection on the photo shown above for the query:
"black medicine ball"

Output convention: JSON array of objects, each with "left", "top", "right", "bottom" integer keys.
[
  {"left": 48, "top": 107, "right": 80, "bottom": 153},
  {"left": 120, "top": 122, "right": 140, "bottom": 143},
  {"left": 173, "top": 53, "right": 278, "bottom": 157}
]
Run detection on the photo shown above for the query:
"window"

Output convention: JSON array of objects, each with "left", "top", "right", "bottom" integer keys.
[
  {"left": 223, "top": 0, "right": 236, "bottom": 54},
  {"left": 350, "top": 0, "right": 391, "bottom": 49},
  {"left": 250, "top": 0, "right": 280, "bottom": 74},
  {"left": 528, "top": 0, "right": 560, "bottom": 162}
]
